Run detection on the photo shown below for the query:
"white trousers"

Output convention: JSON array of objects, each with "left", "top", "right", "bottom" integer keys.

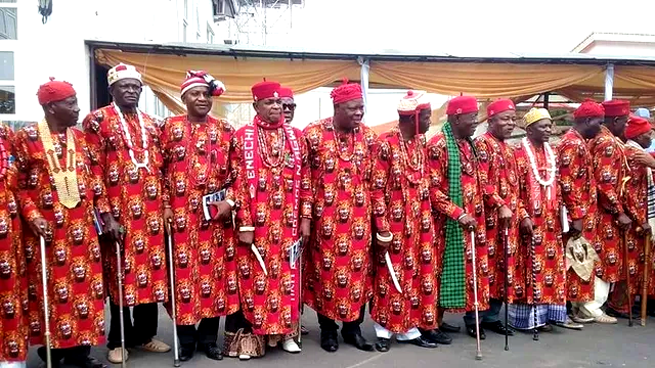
[
  {"left": 574, "top": 276, "right": 610, "bottom": 318},
  {"left": 0, "top": 362, "right": 26, "bottom": 368},
  {"left": 373, "top": 323, "right": 421, "bottom": 341}
]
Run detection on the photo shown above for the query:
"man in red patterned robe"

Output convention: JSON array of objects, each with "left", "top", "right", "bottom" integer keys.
[
  {"left": 0, "top": 124, "right": 28, "bottom": 367},
  {"left": 82, "top": 64, "right": 171, "bottom": 363},
  {"left": 369, "top": 91, "right": 439, "bottom": 352},
  {"left": 16, "top": 79, "right": 120, "bottom": 368},
  {"left": 472, "top": 99, "right": 518, "bottom": 337},
  {"left": 302, "top": 80, "right": 376, "bottom": 353},
  {"left": 427, "top": 96, "right": 490, "bottom": 340},
  {"left": 584, "top": 99, "right": 633, "bottom": 324},
  {"left": 510, "top": 108, "right": 574, "bottom": 331},
  {"left": 557, "top": 100, "right": 604, "bottom": 324},
  {"left": 160, "top": 71, "right": 238, "bottom": 361},
  {"left": 608, "top": 115, "right": 654, "bottom": 316},
  {"left": 226, "top": 80, "right": 310, "bottom": 360}
]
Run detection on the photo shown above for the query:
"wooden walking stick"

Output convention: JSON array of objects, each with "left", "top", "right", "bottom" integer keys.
[
  {"left": 166, "top": 222, "right": 181, "bottom": 367},
  {"left": 470, "top": 230, "right": 482, "bottom": 361},
  {"left": 39, "top": 236, "right": 52, "bottom": 368},
  {"left": 503, "top": 227, "right": 510, "bottom": 351},
  {"left": 624, "top": 231, "right": 633, "bottom": 327},
  {"left": 531, "top": 236, "right": 539, "bottom": 341},
  {"left": 641, "top": 229, "right": 651, "bottom": 326}
]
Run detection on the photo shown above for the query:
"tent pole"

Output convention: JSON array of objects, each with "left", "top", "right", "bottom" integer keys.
[
  {"left": 604, "top": 63, "right": 614, "bottom": 101},
  {"left": 543, "top": 92, "right": 549, "bottom": 109},
  {"left": 358, "top": 57, "right": 370, "bottom": 119}
]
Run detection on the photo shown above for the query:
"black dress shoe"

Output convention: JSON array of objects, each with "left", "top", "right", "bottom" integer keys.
[
  {"left": 606, "top": 307, "right": 629, "bottom": 319},
  {"left": 375, "top": 338, "right": 391, "bottom": 352},
  {"left": 199, "top": 342, "right": 223, "bottom": 361},
  {"left": 179, "top": 344, "right": 195, "bottom": 362},
  {"left": 66, "top": 357, "right": 107, "bottom": 368},
  {"left": 481, "top": 321, "right": 514, "bottom": 336},
  {"left": 421, "top": 329, "right": 452, "bottom": 345},
  {"left": 440, "top": 322, "right": 461, "bottom": 333},
  {"left": 342, "top": 333, "right": 374, "bottom": 352},
  {"left": 538, "top": 324, "right": 553, "bottom": 332},
  {"left": 466, "top": 324, "right": 486, "bottom": 340},
  {"left": 320, "top": 330, "right": 339, "bottom": 352},
  {"left": 398, "top": 336, "right": 438, "bottom": 349}
]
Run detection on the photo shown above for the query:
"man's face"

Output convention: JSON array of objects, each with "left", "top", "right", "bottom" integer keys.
[
  {"left": 334, "top": 98, "right": 364, "bottom": 130},
  {"left": 454, "top": 112, "right": 479, "bottom": 138},
  {"left": 110, "top": 78, "right": 142, "bottom": 108},
  {"left": 281, "top": 97, "right": 296, "bottom": 123},
  {"left": 48, "top": 96, "right": 80, "bottom": 127},
  {"left": 489, "top": 110, "right": 516, "bottom": 140},
  {"left": 608, "top": 115, "right": 629, "bottom": 137},
  {"left": 635, "top": 132, "right": 653, "bottom": 149},
  {"left": 254, "top": 97, "right": 283, "bottom": 124},
  {"left": 526, "top": 119, "right": 552, "bottom": 144},
  {"left": 583, "top": 116, "right": 603, "bottom": 139},
  {"left": 183, "top": 86, "right": 212, "bottom": 117},
  {"left": 418, "top": 108, "right": 432, "bottom": 134}
]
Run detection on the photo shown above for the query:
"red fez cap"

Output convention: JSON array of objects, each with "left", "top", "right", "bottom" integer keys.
[
  {"left": 601, "top": 99, "right": 630, "bottom": 117},
  {"left": 446, "top": 96, "right": 478, "bottom": 115},
  {"left": 278, "top": 87, "right": 294, "bottom": 99},
  {"left": 625, "top": 115, "right": 651, "bottom": 139},
  {"left": 251, "top": 80, "right": 281, "bottom": 101},
  {"left": 330, "top": 79, "right": 363, "bottom": 105},
  {"left": 487, "top": 99, "right": 515, "bottom": 118},
  {"left": 573, "top": 99, "right": 605, "bottom": 119},
  {"left": 37, "top": 77, "right": 76, "bottom": 105}
]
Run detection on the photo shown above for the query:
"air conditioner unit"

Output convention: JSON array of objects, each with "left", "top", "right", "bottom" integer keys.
[{"left": 224, "top": 39, "right": 238, "bottom": 45}]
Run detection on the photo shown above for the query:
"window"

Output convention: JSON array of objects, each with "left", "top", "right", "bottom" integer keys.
[
  {"left": 0, "top": 51, "right": 13, "bottom": 80},
  {"left": 207, "top": 24, "right": 214, "bottom": 44},
  {"left": 0, "top": 51, "right": 14, "bottom": 114},
  {"left": 0, "top": 7, "right": 17, "bottom": 40},
  {"left": 195, "top": 7, "right": 200, "bottom": 40}
]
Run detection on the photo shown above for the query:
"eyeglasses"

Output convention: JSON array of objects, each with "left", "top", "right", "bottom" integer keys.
[{"left": 283, "top": 103, "right": 297, "bottom": 111}]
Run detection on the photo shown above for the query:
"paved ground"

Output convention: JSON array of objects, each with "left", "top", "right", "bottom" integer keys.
[{"left": 27, "top": 306, "right": 655, "bottom": 368}]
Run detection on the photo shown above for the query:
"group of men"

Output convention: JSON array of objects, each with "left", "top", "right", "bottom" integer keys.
[{"left": 0, "top": 61, "right": 654, "bottom": 368}]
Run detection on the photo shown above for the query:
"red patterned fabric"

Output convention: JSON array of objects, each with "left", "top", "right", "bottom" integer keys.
[
  {"left": 427, "top": 133, "right": 490, "bottom": 312},
  {"left": 160, "top": 115, "right": 240, "bottom": 324},
  {"left": 474, "top": 132, "right": 521, "bottom": 302},
  {"left": 588, "top": 126, "right": 629, "bottom": 283},
  {"left": 514, "top": 143, "right": 566, "bottom": 305},
  {"left": 229, "top": 120, "right": 311, "bottom": 335},
  {"left": 301, "top": 118, "right": 377, "bottom": 322},
  {"left": 15, "top": 126, "right": 110, "bottom": 349},
  {"left": 557, "top": 129, "right": 598, "bottom": 302},
  {"left": 0, "top": 126, "right": 28, "bottom": 361},
  {"left": 82, "top": 106, "right": 168, "bottom": 306},
  {"left": 369, "top": 129, "right": 438, "bottom": 333}
]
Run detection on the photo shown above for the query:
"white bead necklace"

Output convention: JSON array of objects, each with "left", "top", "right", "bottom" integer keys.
[
  {"left": 113, "top": 103, "right": 150, "bottom": 173},
  {"left": 522, "top": 137, "right": 556, "bottom": 199}
]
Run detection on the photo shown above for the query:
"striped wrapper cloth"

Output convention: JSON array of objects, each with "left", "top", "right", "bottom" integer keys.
[{"left": 439, "top": 122, "right": 466, "bottom": 308}]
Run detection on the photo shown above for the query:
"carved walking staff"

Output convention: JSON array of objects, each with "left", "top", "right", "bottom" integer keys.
[
  {"left": 115, "top": 242, "right": 127, "bottom": 368},
  {"left": 642, "top": 230, "right": 651, "bottom": 326},
  {"left": 503, "top": 227, "right": 510, "bottom": 351},
  {"left": 531, "top": 236, "right": 539, "bottom": 341},
  {"left": 624, "top": 231, "right": 633, "bottom": 327},
  {"left": 39, "top": 236, "right": 52, "bottom": 368}
]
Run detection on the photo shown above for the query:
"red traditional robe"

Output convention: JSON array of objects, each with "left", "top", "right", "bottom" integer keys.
[
  {"left": 15, "top": 125, "right": 109, "bottom": 349},
  {"left": 302, "top": 118, "right": 376, "bottom": 322},
  {"left": 161, "top": 115, "right": 240, "bottom": 325},
  {"left": 83, "top": 106, "right": 168, "bottom": 306},
  {"left": 515, "top": 143, "right": 566, "bottom": 305},
  {"left": 229, "top": 118, "right": 311, "bottom": 335},
  {"left": 370, "top": 130, "right": 438, "bottom": 333},
  {"left": 0, "top": 126, "right": 28, "bottom": 361},
  {"left": 474, "top": 132, "right": 521, "bottom": 303},
  {"left": 427, "top": 133, "right": 490, "bottom": 313},
  {"left": 610, "top": 144, "right": 650, "bottom": 310},
  {"left": 557, "top": 129, "right": 598, "bottom": 302},
  {"left": 588, "top": 126, "right": 629, "bottom": 283}
]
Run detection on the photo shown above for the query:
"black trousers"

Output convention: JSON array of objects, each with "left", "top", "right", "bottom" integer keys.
[
  {"left": 317, "top": 304, "right": 366, "bottom": 336},
  {"left": 107, "top": 302, "right": 159, "bottom": 349},
  {"left": 41, "top": 345, "right": 90, "bottom": 363},
  {"left": 225, "top": 310, "right": 251, "bottom": 333},
  {"left": 177, "top": 317, "right": 221, "bottom": 347}
]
